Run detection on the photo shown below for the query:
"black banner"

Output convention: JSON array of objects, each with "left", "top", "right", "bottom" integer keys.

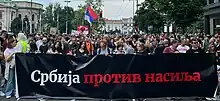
[{"left": 15, "top": 54, "right": 218, "bottom": 99}]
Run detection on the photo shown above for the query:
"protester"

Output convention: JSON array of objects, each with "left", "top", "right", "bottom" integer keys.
[
  {"left": 28, "top": 38, "right": 38, "bottom": 53},
  {"left": 97, "top": 39, "right": 112, "bottom": 55},
  {"left": 4, "top": 36, "right": 18, "bottom": 99},
  {"left": 114, "top": 44, "right": 126, "bottom": 54},
  {"left": 69, "top": 37, "right": 79, "bottom": 56},
  {"left": 207, "top": 44, "right": 216, "bottom": 53},
  {"left": 39, "top": 37, "right": 49, "bottom": 54},
  {"left": 155, "top": 41, "right": 165, "bottom": 54},
  {"left": 47, "top": 41, "right": 62, "bottom": 54},
  {"left": 1, "top": 30, "right": 220, "bottom": 100},
  {"left": 149, "top": 40, "right": 158, "bottom": 54},
  {"left": 35, "top": 35, "right": 42, "bottom": 51},
  {"left": 186, "top": 39, "right": 205, "bottom": 53},
  {"left": 124, "top": 41, "right": 135, "bottom": 54},
  {"left": 136, "top": 42, "right": 150, "bottom": 55},
  {"left": 1, "top": 32, "right": 219, "bottom": 56},
  {"left": 108, "top": 38, "right": 116, "bottom": 51},
  {"left": 85, "top": 38, "right": 94, "bottom": 55},
  {"left": 163, "top": 40, "right": 179, "bottom": 53},
  {"left": 176, "top": 39, "right": 190, "bottom": 53},
  {"left": 16, "top": 33, "right": 30, "bottom": 53},
  {"left": 76, "top": 42, "right": 88, "bottom": 57},
  {"left": 2, "top": 31, "right": 9, "bottom": 52},
  {"left": 0, "top": 47, "right": 5, "bottom": 97},
  {"left": 61, "top": 37, "right": 69, "bottom": 54}
]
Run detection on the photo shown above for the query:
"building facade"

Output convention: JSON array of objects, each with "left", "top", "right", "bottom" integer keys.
[
  {"left": 204, "top": 0, "right": 220, "bottom": 35},
  {"left": 104, "top": 17, "right": 134, "bottom": 34},
  {"left": 0, "top": 0, "right": 43, "bottom": 34},
  {"left": 105, "top": 19, "right": 123, "bottom": 34},
  {"left": 122, "top": 17, "right": 133, "bottom": 34}
]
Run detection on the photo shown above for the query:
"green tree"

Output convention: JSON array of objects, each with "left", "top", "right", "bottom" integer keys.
[
  {"left": 11, "top": 17, "right": 22, "bottom": 34},
  {"left": 135, "top": 0, "right": 165, "bottom": 33},
  {"left": 59, "top": 6, "right": 75, "bottom": 34},
  {"left": 157, "top": 0, "right": 206, "bottom": 33},
  {"left": 72, "top": 4, "right": 86, "bottom": 30},
  {"left": 53, "top": 3, "right": 62, "bottom": 33},
  {"left": 42, "top": 3, "right": 54, "bottom": 33},
  {"left": 42, "top": 3, "right": 75, "bottom": 34},
  {"left": 136, "top": 0, "right": 206, "bottom": 34}
]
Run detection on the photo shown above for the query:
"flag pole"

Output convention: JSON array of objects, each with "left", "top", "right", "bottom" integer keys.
[
  {"left": 88, "top": 23, "right": 91, "bottom": 35},
  {"left": 86, "top": 3, "right": 91, "bottom": 35}
]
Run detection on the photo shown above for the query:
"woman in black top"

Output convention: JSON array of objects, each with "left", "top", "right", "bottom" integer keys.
[
  {"left": 136, "top": 42, "right": 150, "bottom": 56},
  {"left": 76, "top": 42, "right": 88, "bottom": 57},
  {"left": 47, "top": 41, "right": 63, "bottom": 54}
]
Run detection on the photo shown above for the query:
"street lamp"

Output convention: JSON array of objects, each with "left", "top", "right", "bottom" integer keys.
[
  {"left": 30, "top": 0, "right": 33, "bottom": 34},
  {"left": 64, "top": 0, "right": 71, "bottom": 34},
  {"left": 25, "top": 21, "right": 28, "bottom": 33}
]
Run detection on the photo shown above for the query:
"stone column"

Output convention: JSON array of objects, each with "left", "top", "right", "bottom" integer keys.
[
  {"left": 210, "top": 18, "right": 214, "bottom": 35},
  {"left": 39, "top": 13, "right": 42, "bottom": 34},
  {"left": 204, "top": 15, "right": 210, "bottom": 34}
]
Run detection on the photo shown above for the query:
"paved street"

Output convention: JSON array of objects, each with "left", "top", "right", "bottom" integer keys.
[{"left": 0, "top": 97, "right": 218, "bottom": 101}]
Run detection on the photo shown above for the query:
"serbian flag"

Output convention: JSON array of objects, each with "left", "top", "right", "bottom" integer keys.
[{"left": 84, "top": 5, "right": 98, "bottom": 25}]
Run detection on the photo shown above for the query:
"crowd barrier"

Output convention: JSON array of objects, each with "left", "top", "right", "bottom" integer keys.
[{"left": 14, "top": 53, "right": 218, "bottom": 100}]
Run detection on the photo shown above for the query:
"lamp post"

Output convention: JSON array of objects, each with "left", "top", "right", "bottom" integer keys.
[
  {"left": 64, "top": 0, "right": 71, "bottom": 34},
  {"left": 131, "top": 0, "right": 139, "bottom": 34},
  {"left": 25, "top": 21, "right": 28, "bottom": 33},
  {"left": 57, "top": 11, "right": 59, "bottom": 34},
  {"left": 133, "top": 0, "right": 135, "bottom": 18},
  {"left": 30, "top": 0, "right": 33, "bottom": 34}
]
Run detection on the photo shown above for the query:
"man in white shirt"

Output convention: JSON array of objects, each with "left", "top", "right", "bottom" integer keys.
[
  {"left": 35, "top": 35, "right": 43, "bottom": 51},
  {"left": 176, "top": 39, "right": 190, "bottom": 53}
]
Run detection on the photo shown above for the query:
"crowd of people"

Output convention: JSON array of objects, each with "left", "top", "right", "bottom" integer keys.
[
  {"left": 0, "top": 30, "right": 219, "bottom": 99},
  {"left": 27, "top": 32, "right": 219, "bottom": 56}
]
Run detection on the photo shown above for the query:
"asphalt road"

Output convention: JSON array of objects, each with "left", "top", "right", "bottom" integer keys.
[{"left": 0, "top": 97, "right": 218, "bottom": 101}]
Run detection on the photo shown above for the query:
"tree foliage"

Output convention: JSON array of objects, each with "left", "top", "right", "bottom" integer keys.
[
  {"left": 42, "top": 3, "right": 75, "bottom": 34},
  {"left": 135, "top": 0, "right": 206, "bottom": 33},
  {"left": 135, "top": 0, "right": 165, "bottom": 33},
  {"left": 59, "top": 6, "right": 75, "bottom": 34},
  {"left": 163, "top": 0, "right": 206, "bottom": 32},
  {"left": 72, "top": 4, "right": 86, "bottom": 30},
  {"left": 42, "top": 4, "right": 53, "bottom": 32}
]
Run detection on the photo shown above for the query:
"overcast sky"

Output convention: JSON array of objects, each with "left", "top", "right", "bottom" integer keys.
[{"left": 14, "top": 0, "right": 145, "bottom": 20}]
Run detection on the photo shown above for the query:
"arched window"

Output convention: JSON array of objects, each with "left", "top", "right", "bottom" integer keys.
[
  {"left": 18, "top": 14, "right": 22, "bottom": 19},
  {"left": 32, "top": 14, "right": 35, "bottom": 21}
]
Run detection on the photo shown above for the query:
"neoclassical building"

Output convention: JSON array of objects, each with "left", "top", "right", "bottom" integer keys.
[
  {"left": 0, "top": 0, "right": 43, "bottom": 33},
  {"left": 104, "top": 17, "right": 134, "bottom": 34},
  {"left": 204, "top": 0, "right": 220, "bottom": 35}
]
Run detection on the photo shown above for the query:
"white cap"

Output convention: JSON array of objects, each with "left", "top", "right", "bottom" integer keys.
[
  {"left": 17, "top": 33, "right": 26, "bottom": 41},
  {"left": 7, "top": 32, "right": 14, "bottom": 35}
]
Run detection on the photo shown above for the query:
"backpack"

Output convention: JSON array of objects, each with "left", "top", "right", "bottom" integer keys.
[{"left": 97, "top": 48, "right": 111, "bottom": 55}]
